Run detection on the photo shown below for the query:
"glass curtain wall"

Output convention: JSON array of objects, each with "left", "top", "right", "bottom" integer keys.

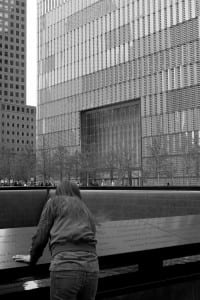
[
  {"left": 81, "top": 100, "right": 141, "bottom": 185},
  {"left": 37, "top": 0, "right": 200, "bottom": 185}
]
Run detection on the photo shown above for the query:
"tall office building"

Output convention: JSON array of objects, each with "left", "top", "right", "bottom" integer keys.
[
  {"left": 0, "top": 0, "right": 36, "bottom": 181},
  {"left": 37, "top": 0, "right": 200, "bottom": 185}
]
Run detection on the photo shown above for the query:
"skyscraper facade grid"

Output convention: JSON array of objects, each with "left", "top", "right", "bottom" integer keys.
[
  {"left": 0, "top": 0, "right": 36, "bottom": 183},
  {"left": 37, "top": 0, "right": 200, "bottom": 185}
]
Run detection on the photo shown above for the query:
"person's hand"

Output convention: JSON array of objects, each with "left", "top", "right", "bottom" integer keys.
[{"left": 12, "top": 254, "right": 31, "bottom": 263}]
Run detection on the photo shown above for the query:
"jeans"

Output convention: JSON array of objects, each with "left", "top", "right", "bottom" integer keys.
[{"left": 50, "top": 270, "right": 99, "bottom": 300}]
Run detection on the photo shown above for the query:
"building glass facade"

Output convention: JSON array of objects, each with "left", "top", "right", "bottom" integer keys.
[
  {"left": 81, "top": 100, "right": 141, "bottom": 182},
  {"left": 37, "top": 0, "right": 200, "bottom": 185}
]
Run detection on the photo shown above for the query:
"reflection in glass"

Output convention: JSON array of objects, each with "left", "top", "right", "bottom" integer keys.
[{"left": 81, "top": 100, "right": 141, "bottom": 177}]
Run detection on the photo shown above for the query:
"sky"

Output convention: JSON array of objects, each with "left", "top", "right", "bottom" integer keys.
[{"left": 26, "top": 0, "right": 37, "bottom": 107}]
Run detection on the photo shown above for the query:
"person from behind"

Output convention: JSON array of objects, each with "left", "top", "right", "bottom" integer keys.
[{"left": 13, "top": 179, "right": 99, "bottom": 300}]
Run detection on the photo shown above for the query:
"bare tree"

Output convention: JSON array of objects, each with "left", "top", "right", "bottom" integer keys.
[
  {"left": 117, "top": 147, "right": 137, "bottom": 186},
  {"left": 143, "top": 136, "right": 169, "bottom": 185},
  {"left": 163, "top": 157, "right": 177, "bottom": 185},
  {"left": 190, "top": 142, "right": 200, "bottom": 178},
  {"left": 15, "top": 146, "right": 36, "bottom": 182},
  {"left": 101, "top": 148, "right": 119, "bottom": 184},
  {"left": 36, "top": 139, "right": 52, "bottom": 183},
  {"left": 52, "top": 145, "right": 66, "bottom": 181},
  {"left": 0, "top": 147, "right": 15, "bottom": 182},
  {"left": 71, "top": 150, "right": 82, "bottom": 181},
  {"left": 0, "top": 147, "right": 6, "bottom": 179},
  {"left": 181, "top": 148, "right": 193, "bottom": 185},
  {"left": 76, "top": 144, "right": 99, "bottom": 186}
]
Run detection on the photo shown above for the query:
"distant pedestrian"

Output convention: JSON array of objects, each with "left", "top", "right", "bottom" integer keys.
[{"left": 13, "top": 179, "right": 99, "bottom": 300}]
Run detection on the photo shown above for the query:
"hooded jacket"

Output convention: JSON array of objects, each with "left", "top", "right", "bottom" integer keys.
[{"left": 29, "top": 195, "right": 97, "bottom": 265}]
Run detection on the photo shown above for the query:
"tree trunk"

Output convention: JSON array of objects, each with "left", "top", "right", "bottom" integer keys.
[{"left": 128, "top": 170, "right": 132, "bottom": 186}]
